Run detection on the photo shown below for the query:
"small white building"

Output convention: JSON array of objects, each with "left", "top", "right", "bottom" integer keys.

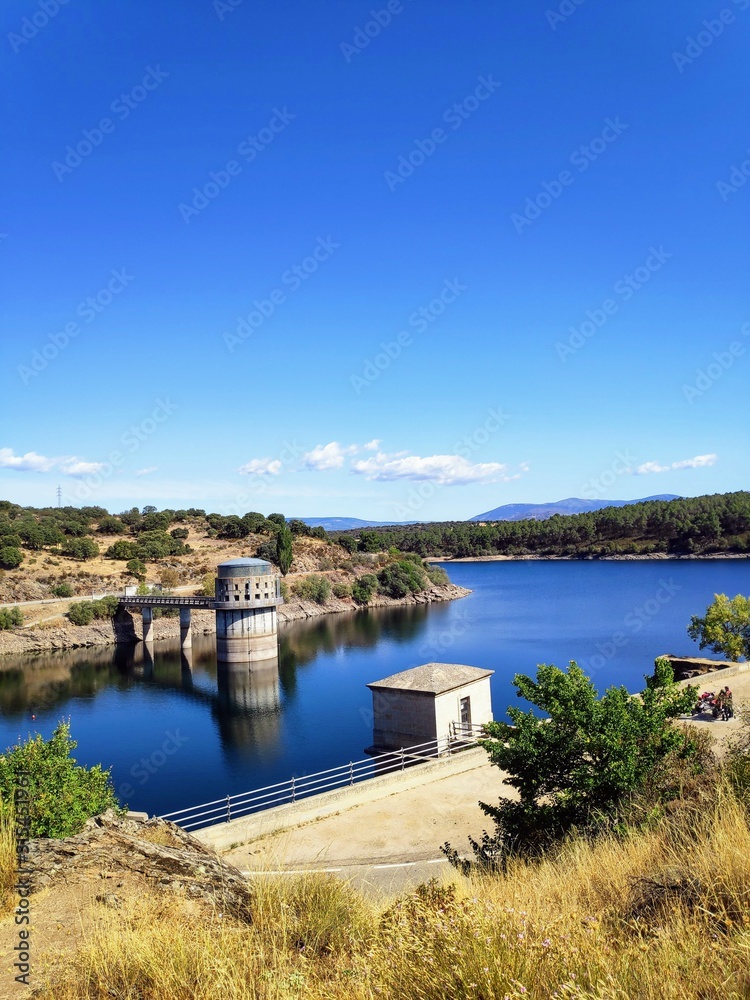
[{"left": 367, "top": 662, "right": 494, "bottom": 750}]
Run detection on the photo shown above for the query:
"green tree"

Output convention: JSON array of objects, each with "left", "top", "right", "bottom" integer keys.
[
  {"left": 688, "top": 594, "right": 750, "bottom": 662},
  {"left": 0, "top": 722, "right": 121, "bottom": 838},
  {"left": 126, "top": 558, "right": 147, "bottom": 581},
  {"left": 50, "top": 582, "right": 73, "bottom": 597},
  {"left": 0, "top": 547, "right": 23, "bottom": 570},
  {"left": 445, "top": 659, "right": 698, "bottom": 867},
  {"left": 276, "top": 525, "right": 294, "bottom": 576},
  {"left": 63, "top": 538, "right": 99, "bottom": 561}
]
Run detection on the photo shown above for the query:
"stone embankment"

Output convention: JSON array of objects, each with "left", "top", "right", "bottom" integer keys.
[{"left": 0, "top": 584, "right": 470, "bottom": 656}]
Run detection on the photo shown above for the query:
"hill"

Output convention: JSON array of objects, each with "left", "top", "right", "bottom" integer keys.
[{"left": 469, "top": 495, "right": 680, "bottom": 522}]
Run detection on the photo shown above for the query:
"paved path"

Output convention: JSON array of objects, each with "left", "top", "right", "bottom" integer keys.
[{"left": 224, "top": 756, "right": 510, "bottom": 896}]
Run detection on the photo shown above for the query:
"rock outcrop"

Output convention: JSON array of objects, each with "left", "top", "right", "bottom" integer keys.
[{"left": 25, "top": 810, "right": 254, "bottom": 922}]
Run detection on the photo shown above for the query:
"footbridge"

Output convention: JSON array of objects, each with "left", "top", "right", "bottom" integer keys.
[{"left": 118, "top": 557, "right": 283, "bottom": 660}]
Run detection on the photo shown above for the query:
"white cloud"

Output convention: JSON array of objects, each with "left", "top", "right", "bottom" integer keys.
[
  {"left": 0, "top": 448, "right": 54, "bottom": 472},
  {"left": 635, "top": 453, "right": 718, "bottom": 475},
  {"left": 302, "top": 442, "right": 358, "bottom": 471},
  {"left": 363, "top": 438, "right": 381, "bottom": 451},
  {"left": 635, "top": 461, "right": 670, "bottom": 475},
  {"left": 58, "top": 458, "right": 106, "bottom": 477},
  {"left": 671, "top": 453, "right": 718, "bottom": 470},
  {"left": 351, "top": 451, "right": 518, "bottom": 486},
  {"left": 135, "top": 466, "right": 158, "bottom": 477},
  {"left": 0, "top": 448, "right": 104, "bottom": 477},
  {"left": 238, "top": 457, "right": 282, "bottom": 476}
]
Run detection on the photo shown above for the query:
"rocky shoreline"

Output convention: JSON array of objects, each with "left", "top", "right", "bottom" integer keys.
[{"left": 0, "top": 584, "right": 470, "bottom": 657}]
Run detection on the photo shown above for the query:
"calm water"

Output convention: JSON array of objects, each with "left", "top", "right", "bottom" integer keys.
[{"left": 0, "top": 559, "right": 746, "bottom": 817}]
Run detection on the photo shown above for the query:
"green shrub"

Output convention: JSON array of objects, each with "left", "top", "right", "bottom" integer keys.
[
  {"left": 0, "top": 547, "right": 22, "bottom": 570},
  {"left": 279, "top": 580, "right": 290, "bottom": 601},
  {"left": 0, "top": 608, "right": 23, "bottom": 630},
  {"left": 292, "top": 574, "right": 332, "bottom": 604},
  {"left": 377, "top": 559, "right": 428, "bottom": 599},
  {"left": 92, "top": 596, "right": 119, "bottom": 620},
  {"left": 106, "top": 540, "right": 139, "bottom": 561},
  {"left": 332, "top": 582, "right": 352, "bottom": 599},
  {"left": 170, "top": 527, "right": 189, "bottom": 540},
  {"left": 352, "top": 573, "right": 378, "bottom": 605},
  {"left": 67, "top": 602, "right": 95, "bottom": 626},
  {"left": 426, "top": 565, "right": 449, "bottom": 586},
  {"left": 50, "top": 582, "right": 73, "bottom": 598},
  {"left": 0, "top": 721, "right": 122, "bottom": 838}
]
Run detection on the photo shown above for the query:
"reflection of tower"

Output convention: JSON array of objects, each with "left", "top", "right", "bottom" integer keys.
[
  {"left": 214, "top": 559, "right": 282, "bottom": 663},
  {"left": 215, "top": 659, "right": 282, "bottom": 752}
]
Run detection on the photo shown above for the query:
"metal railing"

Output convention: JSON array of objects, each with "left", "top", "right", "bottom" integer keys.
[
  {"left": 118, "top": 595, "right": 214, "bottom": 608},
  {"left": 160, "top": 730, "right": 485, "bottom": 832}
]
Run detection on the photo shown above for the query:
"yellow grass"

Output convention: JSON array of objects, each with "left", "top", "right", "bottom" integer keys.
[
  {"left": 34, "top": 792, "right": 750, "bottom": 1000},
  {"left": 0, "top": 800, "right": 15, "bottom": 914}
]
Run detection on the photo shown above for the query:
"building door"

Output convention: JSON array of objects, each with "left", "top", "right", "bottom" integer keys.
[{"left": 460, "top": 696, "right": 471, "bottom": 729}]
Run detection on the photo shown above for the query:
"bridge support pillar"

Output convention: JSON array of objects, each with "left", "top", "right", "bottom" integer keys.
[
  {"left": 179, "top": 606, "right": 192, "bottom": 649},
  {"left": 142, "top": 607, "right": 153, "bottom": 643}
]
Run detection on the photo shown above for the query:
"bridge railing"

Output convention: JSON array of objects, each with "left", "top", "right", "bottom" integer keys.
[
  {"left": 159, "top": 730, "right": 486, "bottom": 832},
  {"left": 118, "top": 595, "right": 214, "bottom": 608}
]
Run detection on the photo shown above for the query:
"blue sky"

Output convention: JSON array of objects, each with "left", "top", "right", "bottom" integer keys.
[{"left": 2, "top": 0, "right": 748, "bottom": 520}]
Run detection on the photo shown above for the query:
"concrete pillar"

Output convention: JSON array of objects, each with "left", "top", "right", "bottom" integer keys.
[
  {"left": 179, "top": 606, "right": 192, "bottom": 649},
  {"left": 142, "top": 606, "right": 153, "bottom": 644},
  {"left": 142, "top": 642, "right": 154, "bottom": 681}
]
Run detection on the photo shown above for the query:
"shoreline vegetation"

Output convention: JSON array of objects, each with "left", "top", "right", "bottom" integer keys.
[
  {"left": 0, "top": 583, "right": 470, "bottom": 657},
  {"left": 331, "top": 491, "right": 750, "bottom": 561}
]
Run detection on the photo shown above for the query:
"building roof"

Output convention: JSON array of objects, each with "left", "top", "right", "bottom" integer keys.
[
  {"left": 367, "top": 662, "right": 493, "bottom": 695},
  {"left": 216, "top": 557, "right": 274, "bottom": 577}
]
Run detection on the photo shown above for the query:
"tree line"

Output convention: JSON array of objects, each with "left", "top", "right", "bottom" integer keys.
[{"left": 332, "top": 491, "right": 750, "bottom": 559}]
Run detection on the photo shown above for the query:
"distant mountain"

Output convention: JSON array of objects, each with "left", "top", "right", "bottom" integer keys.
[
  {"left": 469, "top": 495, "right": 680, "bottom": 522},
  {"left": 291, "top": 516, "right": 418, "bottom": 531}
]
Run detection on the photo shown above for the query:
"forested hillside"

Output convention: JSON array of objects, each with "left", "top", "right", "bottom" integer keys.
[{"left": 332, "top": 492, "right": 750, "bottom": 559}]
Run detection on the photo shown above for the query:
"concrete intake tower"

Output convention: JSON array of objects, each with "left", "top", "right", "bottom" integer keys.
[{"left": 214, "top": 558, "right": 282, "bottom": 663}]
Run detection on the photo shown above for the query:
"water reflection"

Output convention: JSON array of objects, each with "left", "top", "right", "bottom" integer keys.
[{"left": 0, "top": 603, "right": 435, "bottom": 753}]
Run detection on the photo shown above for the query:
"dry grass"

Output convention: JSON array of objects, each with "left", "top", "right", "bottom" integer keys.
[
  {"left": 31, "top": 792, "right": 750, "bottom": 1000},
  {"left": 0, "top": 800, "right": 15, "bottom": 914}
]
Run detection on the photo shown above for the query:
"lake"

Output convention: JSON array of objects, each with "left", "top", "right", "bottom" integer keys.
[{"left": 0, "top": 558, "right": 746, "bottom": 818}]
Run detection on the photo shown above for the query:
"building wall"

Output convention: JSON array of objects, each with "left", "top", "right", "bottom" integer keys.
[
  {"left": 371, "top": 689, "right": 437, "bottom": 749},
  {"left": 434, "top": 677, "right": 493, "bottom": 736},
  {"left": 371, "top": 676, "right": 494, "bottom": 749}
]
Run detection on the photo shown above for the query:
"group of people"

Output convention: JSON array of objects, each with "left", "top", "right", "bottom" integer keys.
[{"left": 693, "top": 686, "right": 734, "bottom": 721}]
